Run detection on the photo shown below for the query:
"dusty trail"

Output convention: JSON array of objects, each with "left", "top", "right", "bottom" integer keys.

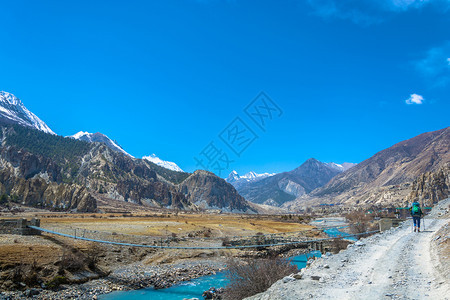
[
  {"left": 248, "top": 200, "right": 449, "bottom": 300},
  {"left": 343, "top": 218, "right": 448, "bottom": 300}
]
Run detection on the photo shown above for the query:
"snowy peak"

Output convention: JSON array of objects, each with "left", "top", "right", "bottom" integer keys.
[
  {"left": 71, "top": 131, "right": 90, "bottom": 140},
  {"left": 325, "top": 162, "right": 357, "bottom": 172},
  {"left": 0, "top": 91, "right": 55, "bottom": 135},
  {"left": 242, "top": 171, "right": 276, "bottom": 180},
  {"left": 68, "top": 131, "right": 133, "bottom": 158},
  {"left": 226, "top": 170, "right": 276, "bottom": 187},
  {"left": 143, "top": 154, "right": 183, "bottom": 172},
  {"left": 226, "top": 170, "right": 240, "bottom": 182}
]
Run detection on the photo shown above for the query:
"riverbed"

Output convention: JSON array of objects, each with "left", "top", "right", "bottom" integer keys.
[
  {"left": 100, "top": 221, "right": 350, "bottom": 299},
  {"left": 100, "top": 251, "right": 322, "bottom": 300}
]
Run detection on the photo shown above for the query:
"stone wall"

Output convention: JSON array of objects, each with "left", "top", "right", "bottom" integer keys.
[
  {"left": 379, "top": 218, "right": 404, "bottom": 232},
  {"left": 0, "top": 218, "right": 41, "bottom": 235}
]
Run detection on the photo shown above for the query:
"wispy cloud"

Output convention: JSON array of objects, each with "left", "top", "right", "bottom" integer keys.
[
  {"left": 306, "top": 0, "right": 382, "bottom": 25},
  {"left": 388, "top": 0, "right": 433, "bottom": 11},
  {"left": 306, "top": 0, "right": 450, "bottom": 25},
  {"left": 415, "top": 41, "right": 450, "bottom": 87},
  {"left": 405, "top": 93, "right": 425, "bottom": 105}
]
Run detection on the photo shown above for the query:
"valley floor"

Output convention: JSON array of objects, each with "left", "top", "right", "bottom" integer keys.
[
  {"left": 248, "top": 198, "right": 450, "bottom": 300},
  {"left": 0, "top": 211, "right": 315, "bottom": 299}
]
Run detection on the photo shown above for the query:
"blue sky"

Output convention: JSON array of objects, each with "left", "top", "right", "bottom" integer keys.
[{"left": 1, "top": 0, "right": 449, "bottom": 177}]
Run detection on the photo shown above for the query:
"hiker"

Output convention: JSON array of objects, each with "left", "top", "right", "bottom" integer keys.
[{"left": 410, "top": 201, "right": 424, "bottom": 232}]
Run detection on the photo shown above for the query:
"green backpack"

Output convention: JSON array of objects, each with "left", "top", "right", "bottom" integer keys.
[{"left": 412, "top": 203, "right": 421, "bottom": 215}]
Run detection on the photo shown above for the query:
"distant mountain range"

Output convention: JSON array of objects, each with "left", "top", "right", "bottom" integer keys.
[
  {"left": 226, "top": 171, "right": 276, "bottom": 189},
  {"left": 0, "top": 91, "right": 252, "bottom": 213},
  {"left": 0, "top": 91, "right": 183, "bottom": 172},
  {"left": 0, "top": 90, "right": 447, "bottom": 212},
  {"left": 284, "top": 127, "right": 450, "bottom": 210},
  {"left": 229, "top": 158, "right": 354, "bottom": 207}
]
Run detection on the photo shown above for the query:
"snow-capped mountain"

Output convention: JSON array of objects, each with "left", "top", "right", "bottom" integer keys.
[
  {"left": 69, "top": 131, "right": 133, "bottom": 157},
  {"left": 0, "top": 91, "right": 55, "bottom": 134},
  {"left": 226, "top": 170, "right": 276, "bottom": 188},
  {"left": 325, "top": 162, "right": 357, "bottom": 172},
  {"left": 234, "top": 158, "right": 345, "bottom": 207},
  {"left": 143, "top": 154, "right": 183, "bottom": 172}
]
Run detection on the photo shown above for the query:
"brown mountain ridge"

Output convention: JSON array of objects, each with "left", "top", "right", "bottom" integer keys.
[
  {"left": 284, "top": 127, "right": 450, "bottom": 209},
  {"left": 0, "top": 120, "right": 254, "bottom": 213}
]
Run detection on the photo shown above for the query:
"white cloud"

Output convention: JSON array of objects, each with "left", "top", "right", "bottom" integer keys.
[{"left": 405, "top": 93, "right": 425, "bottom": 105}]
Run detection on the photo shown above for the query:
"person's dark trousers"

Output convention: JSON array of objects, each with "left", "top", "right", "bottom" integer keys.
[{"left": 413, "top": 216, "right": 421, "bottom": 231}]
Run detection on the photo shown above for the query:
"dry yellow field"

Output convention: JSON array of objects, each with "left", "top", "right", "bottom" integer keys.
[{"left": 39, "top": 213, "right": 313, "bottom": 237}]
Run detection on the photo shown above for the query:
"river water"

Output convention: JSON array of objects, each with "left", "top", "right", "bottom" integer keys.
[
  {"left": 101, "top": 251, "right": 322, "bottom": 300},
  {"left": 101, "top": 220, "right": 353, "bottom": 300},
  {"left": 323, "top": 227, "right": 357, "bottom": 241}
]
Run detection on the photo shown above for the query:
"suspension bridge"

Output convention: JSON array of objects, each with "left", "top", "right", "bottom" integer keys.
[
  {"left": 26, "top": 225, "right": 380, "bottom": 251},
  {"left": 1, "top": 217, "right": 381, "bottom": 251}
]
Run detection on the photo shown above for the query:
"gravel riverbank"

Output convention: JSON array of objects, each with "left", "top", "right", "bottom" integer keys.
[{"left": 0, "top": 259, "right": 225, "bottom": 300}]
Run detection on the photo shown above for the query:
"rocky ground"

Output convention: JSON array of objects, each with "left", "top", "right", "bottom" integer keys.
[
  {"left": 248, "top": 198, "right": 450, "bottom": 300},
  {"left": 0, "top": 211, "right": 314, "bottom": 299},
  {"left": 0, "top": 256, "right": 225, "bottom": 300},
  {"left": 0, "top": 227, "right": 231, "bottom": 300}
]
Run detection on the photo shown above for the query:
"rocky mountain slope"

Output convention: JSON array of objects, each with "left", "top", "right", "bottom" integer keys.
[
  {"left": 408, "top": 163, "right": 449, "bottom": 207},
  {"left": 236, "top": 158, "right": 342, "bottom": 207},
  {"left": 0, "top": 91, "right": 55, "bottom": 135},
  {"left": 180, "top": 170, "right": 254, "bottom": 212},
  {"left": 0, "top": 120, "right": 251, "bottom": 212},
  {"left": 285, "top": 127, "right": 450, "bottom": 209},
  {"left": 70, "top": 135, "right": 184, "bottom": 172},
  {"left": 69, "top": 131, "right": 133, "bottom": 157},
  {"left": 0, "top": 92, "right": 252, "bottom": 213}
]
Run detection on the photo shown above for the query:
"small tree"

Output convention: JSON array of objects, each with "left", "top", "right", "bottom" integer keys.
[
  {"left": 346, "top": 211, "right": 372, "bottom": 235},
  {"left": 58, "top": 246, "right": 85, "bottom": 273},
  {"left": 221, "top": 236, "right": 231, "bottom": 247},
  {"left": 329, "top": 236, "right": 350, "bottom": 253},
  {"left": 0, "top": 194, "right": 8, "bottom": 205}
]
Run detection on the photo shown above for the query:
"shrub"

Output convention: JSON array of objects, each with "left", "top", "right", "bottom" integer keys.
[
  {"left": 22, "top": 263, "right": 39, "bottom": 286},
  {"left": 58, "top": 246, "right": 85, "bottom": 273},
  {"left": 10, "top": 264, "right": 24, "bottom": 283},
  {"left": 84, "top": 243, "right": 103, "bottom": 270},
  {"left": 346, "top": 211, "right": 372, "bottom": 235},
  {"left": 221, "top": 236, "right": 231, "bottom": 247},
  {"left": 9, "top": 262, "right": 40, "bottom": 287},
  {"left": 0, "top": 194, "right": 8, "bottom": 205},
  {"left": 329, "top": 236, "right": 350, "bottom": 253},
  {"left": 46, "top": 276, "right": 68, "bottom": 289},
  {"left": 223, "top": 256, "right": 298, "bottom": 300}
]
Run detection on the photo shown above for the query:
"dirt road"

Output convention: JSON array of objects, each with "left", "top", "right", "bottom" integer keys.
[{"left": 249, "top": 199, "right": 450, "bottom": 300}]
